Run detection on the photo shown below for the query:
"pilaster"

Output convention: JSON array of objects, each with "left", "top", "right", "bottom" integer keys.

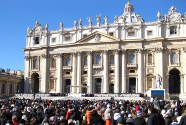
[
  {"left": 72, "top": 52, "right": 77, "bottom": 93},
  {"left": 41, "top": 54, "right": 48, "bottom": 93},
  {"left": 77, "top": 52, "right": 82, "bottom": 93},
  {"left": 56, "top": 54, "right": 63, "bottom": 93},
  {"left": 114, "top": 49, "right": 120, "bottom": 93},
  {"left": 87, "top": 51, "right": 93, "bottom": 93},
  {"left": 121, "top": 49, "right": 127, "bottom": 93},
  {"left": 103, "top": 50, "right": 108, "bottom": 93}
]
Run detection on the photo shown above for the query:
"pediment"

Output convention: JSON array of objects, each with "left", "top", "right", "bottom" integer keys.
[{"left": 76, "top": 31, "right": 120, "bottom": 44}]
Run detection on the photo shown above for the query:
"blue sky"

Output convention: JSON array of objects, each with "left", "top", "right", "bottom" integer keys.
[{"left": 0, "top": 0, "right": 185, "bottom": 71}]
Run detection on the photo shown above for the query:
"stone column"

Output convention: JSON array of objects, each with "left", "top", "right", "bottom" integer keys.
[
  {"left": 183, "top": 48, "right": 186, "bottom": 93},
  {"left": 137, "top": 49, "right": 143, "bottom": 93},
  {"left": 180, "top": 75, "right": 184, "bottom": 94},
  {"left": 87, "top": 52, "right": 93, "bottom": 93},
  {"left": 72, "top": 53, "right": 77, "bottom": 93},
  {"left": 103, "top": 50, "right": 108, "bottom": 93},
  {"left": 56, "top": 54, "right": 63, "bottom": 93},
  {"left": 41, "top": 54, "right": 47, "bottom": 93},
  {"left": 6, "top": 81, "right": 9, "bottom": 96},
  {"left": 114, "top": 50, "right": 120, "bottom": 93},
  {"left": 77, "top": 52, "right": 82, "bottom": 93},
  {"left": 24, "top": 56, "right": 31, "bottom": 93},
  {"left": 121, "top": 50, "right": 127, "bottom": 93}
]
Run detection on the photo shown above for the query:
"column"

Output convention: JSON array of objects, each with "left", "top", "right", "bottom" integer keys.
[
  {"left": 137, "top": 49, "right": 143, "bottom": 93},
  {"left": 72, "top": 53, "right": 77, "bottom": 93},
  {"left": 77, "top": 52, "right": 82, "bottom": 93},
  {"left": 88, "top": 51, "right": 93, "bottom": 93},
  {"left": 121, "top": 50, "right": 127, "bottom": 93},
  {"left": 183, "top": 49, "right": 186, "bottom": 93},
  {"left": 41, "top": 54, "right": 47, "bottom": 93},
  {"left": 114, "top": 50, "right": 120, "bottom": 93},
  {"left": 24, "top": 56, "right": 30, "bottom": 93},
  {"left": 56, "top": 54, "right": 63, "bottom": 93},
  {"left": 6, "top": 81, "right": 9, "bottom": 96},
  {"left": 180, "top": 75, "right": 184, "bottom": 94},
  {"left": 103, "top": 50, "right": 108, "bottom": 93}
]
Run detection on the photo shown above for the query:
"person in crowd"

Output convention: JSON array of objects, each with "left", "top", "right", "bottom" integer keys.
[
  {"left": 126, "top": 114, "right": 134, "bottom": 125},
  {"left": 133, "top": 110, "right": 146, "bottom": 125}
]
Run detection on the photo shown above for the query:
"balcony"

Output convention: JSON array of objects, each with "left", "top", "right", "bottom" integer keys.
[
  {"left": 93, "top": 64, "right": 102, "bottom": 69},
  {"left": 127, "top": 64, "right": 138, "bottom": 68},
  {"left": 63, "top": 66, "right": 72, "bottom": 70}
]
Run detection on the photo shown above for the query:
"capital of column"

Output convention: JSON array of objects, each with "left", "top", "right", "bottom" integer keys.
[
  {"left": 77, "top": 51, "right": 81, "bottom": 56},
  {"left": 102, "top": 50, "right": 108, "bottom": 55},
  {"left": 55, "top": 53, "right": 62, "bottom": 58},
  {"left": 114, "top": 49, "right": 120, "bottom": 54},
  {"left": 41, "top": 54, "right": 48, "bottom": 58},
  {"left": 25, "top": 56, "right": 30, "bottom": 61},
  {"left": 154, "top": 48, "right": 164, "bottom": 53},
  {"left": 121, "top": 49, "right": 126, "bottom": 54},
  {"left": 87, "top": 51, "right": 92, "bottom": 56},
  {"left": 136, "top": 49, "right": 143, "bottom": 53}
]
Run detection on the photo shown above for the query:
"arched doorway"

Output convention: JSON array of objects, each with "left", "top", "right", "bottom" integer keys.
[
  {"left": 31, "top": 73, "right": 39, "bottom": 93},
  {"left": 169, "top": 68, "right": 180, "bottom": 94},
  {"left": 109, "top": 84, "right": 114, "bottom": 94},
  {"left": 65, "top": 79, "right": 71, "bottom": 93},
  {"left": 82, "top": 84, "right": 87, "bottom": 94}
]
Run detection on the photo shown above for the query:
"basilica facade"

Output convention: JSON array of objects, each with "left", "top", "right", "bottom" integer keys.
[{"left": 24, "top": 1, "right": 186, "bottom": 98}]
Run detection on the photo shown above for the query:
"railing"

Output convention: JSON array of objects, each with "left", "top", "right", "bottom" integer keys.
[{"left": 63, "top": 66, "right": 72, "bottom": 70}]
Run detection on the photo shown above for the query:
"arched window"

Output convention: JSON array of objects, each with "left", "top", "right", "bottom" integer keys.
[
  {"left": 84, "top": 56, "right": 87, "bottom": 66},
  {"left": 51, "top": 58, "right": 56, "bottom": 69},
  {"left": 110, "top": 55, "right": 114, "bottom": 65},
  {"left": 96, "top": 54, "right": 101, "bottom": 65},
  {"left": 129, "top": 54, "right": 135, "bottom": 64},
  {"left": 33, "top": 57, "right": 38, "bottom": 69},
  {"left": 148, "top": 53, "right": 153, "bottom": 64},
  {"left": 131, "top": 16, "right": 136, "bottom": 22},
  {"left": 171, "top": 53, "right": 177, "bottom": 64},
  {"left": 66, "top": 56, "right": 71, "bottom": 66}
]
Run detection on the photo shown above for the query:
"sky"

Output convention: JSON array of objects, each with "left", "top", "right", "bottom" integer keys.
[{"left": 0, "top": 0, "right": 185, "bottom": 71}]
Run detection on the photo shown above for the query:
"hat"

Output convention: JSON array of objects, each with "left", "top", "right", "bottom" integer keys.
[
  {"left": 22, "top": 115, "right": 28, "bottom": 121},
  {"left": 107, "top": 104, "right": 111, "bottom": 108},
  {"left": 121, "top": 111, "right": 125, "bottom": 114}
]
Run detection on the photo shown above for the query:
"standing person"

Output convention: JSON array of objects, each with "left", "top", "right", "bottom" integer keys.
[
  {"left": 113, "top": 109, "right": 120, "bottom": 125},
  {"left": 133, "top": 111, "right": 146, "bottom": 125},
  {"left": 117, "top": 111, "right": 126, "bottom": 125},
  {"left": 147, "top": 108, "right": 159, "bottom": 125},
  {"left": 84, "top": 106, "right": 93, "bottom": 125},
  {"left": 179, "top": 109, "right": 186, "bottom": 125},
  {"left": 90, "top": 110, "right": 104, "bottom": 125},
  {"left": 104, "top": 104, "right": 113, "bottom": 125},
  {"left": 126, "top": 114, "right": 134, "bottom": 125}
]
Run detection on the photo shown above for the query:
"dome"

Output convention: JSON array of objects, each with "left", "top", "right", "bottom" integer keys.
[{"left": 124, "top": 0, "right": 134, "bottom": 13}]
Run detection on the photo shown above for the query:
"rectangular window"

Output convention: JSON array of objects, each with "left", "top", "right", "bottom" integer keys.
[
  {"left": 64, "top": 34, "right": 71, "bottom": 41},
  {"left": 147, "top": 30, "right": 152, "bottom": 36},
  {"left": 66, "top": 72, "right": 70, "bottom": 74},
  {"left": 170, "top": 26, "right": 177, "bottom": 35},
  {"left": 109, "top": 32, "right": 114, "bottom": 36},
  {"left": 128, "top": 31, "right": 135, "bottom": 37},
  {"left": 83, "top": 34, "right": 87, "bottom": 38},
  {"left": 51, "top": 38, "right": 56, "bottom": 43},
  {"left": 83, "top": 71, "right": 87, "bottom": 74},
  {"left": 110, "top": 70, "right": 114, "bottom": 74},
  {"left": 34, "top": 37, "right": 40, "bottom": 44},
  {"left": 129, "top": 70, "right": 135, "bottom": 73}
]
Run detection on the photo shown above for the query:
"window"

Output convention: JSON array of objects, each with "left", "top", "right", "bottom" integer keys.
[
  {"left": 65, "top": 56, "right": 71, "bottom": 66},
  {"left": 84, "top": 56, "right": 87, "bottom": 66},
  {"left": 148, "top": 53, "right": 153, "bottom": 64},
  {"left": 131, "top": 16, "right": 136, "bottom": 22},
  {"left": 110, "top": 55, "right": 114, "bottom": 65},
  {"left": 83, "top": 71, "right": 87, "bottom": 74},
  {"left": 49, "top": 79, "right": 55, "bottom": 90},
  {"left": 171, "top": 53, "right": 177, "bottom": 64},
  {"left": 147, "top": 30, "right": 153, "bottom": 36},
  {"left": 34, "top": 37, "right": 40, "bottom": 44},
  {"left": 109, "top": 32, "right": 114, "bottom": 36},
  {"left": 64, "top": 33, "right": 71, "bottom": 41},
  {"left": 129, "top": 70, "right": 135, "bottom": 73},
  {"left": 51, "top": 38, "right": 56, "bottom": 43},
  {"left": 66, "top": 72, "right": 70, "bottom": 74},
  {"left": 33, "top": 57, "right": 39, "bottom": 69},
  {"left": 129, "top": 54, "right": 135, "bottom": 64},
  {"left": 51, "top": 58, "right": 56, "bottom": 69},
  {"left": 2, "top": 84, "right": 5, "bottom": 94},
  {"left": 83, "top": 34, "right": 87, "bottom": 38},
  {"left": 128, "top": 31, "right": 135, "bottom": 37},
  {"left": 9, "top": 84, "right": 13, "bottom": 94},
  {"left": 170, "top": 26, "right": 177, "bottom": 35},
  {"left": 110, "top": 70, "right": 114, "bottom": 74},
  {"left": 95, "top": 55, "right": 101, "bottom": 65}
]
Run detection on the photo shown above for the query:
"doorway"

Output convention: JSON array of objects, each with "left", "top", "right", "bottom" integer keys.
[
  {"left": 169, "top": 69, "right": 180, "bottom": 94},
  {"left": 31, "top": 73, "right": 39, "bottom": 93},
  {"left": 65, "top": 79, "right": 71, "bottom": 93},
  {"left": 95, "top": 78, "right": 102, "bottom": 93},
  {"left": 129, "top": 77, "right": 136, "bottom": 93}
]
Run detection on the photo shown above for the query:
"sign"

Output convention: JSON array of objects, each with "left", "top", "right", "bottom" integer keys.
[{"left": 150, "top": 89, "right": 165, "bottom": 100}]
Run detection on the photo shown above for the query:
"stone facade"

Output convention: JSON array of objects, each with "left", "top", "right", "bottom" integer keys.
[
  {"left": 0, "top": 69, "right": 24, "bottom": 97},
  {"left": 24, "top": 1, "right": 186, "bottom": 98}
]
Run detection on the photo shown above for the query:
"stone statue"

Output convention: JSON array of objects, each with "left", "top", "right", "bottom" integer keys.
[
  {"left": 157, "top": 11, "right": 161, "bottom": 21},
  {"left": 87, "top": 17, "right": 92, "bottom": 27},
  {"left": 74, "top": 20, "right": 77, "bottom": 28},
  {"left": 156, "top": 74, "right": 162, "bottom": 89},
  {"left": 79, "top": 18, "right": 82, "bottom": 27},
  {"left": 59, "top": 22, "right": 63, "bottom": 30},
  {"left": 45, "top": 24, "right": 48, "bottom": 31},
  {"left": 104, "top": 16, "right": 108, "bottom": 25},
  {"left": 96, "top": 15, "right": 101, "bottom": 25},
  {"left": 114, "top": 15, "right": 118, "bottom": 23}
]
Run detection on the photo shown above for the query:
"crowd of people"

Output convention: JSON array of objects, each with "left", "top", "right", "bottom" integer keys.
[{"left": 0, "top": 97, "right": 186, "bottom": 125}]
